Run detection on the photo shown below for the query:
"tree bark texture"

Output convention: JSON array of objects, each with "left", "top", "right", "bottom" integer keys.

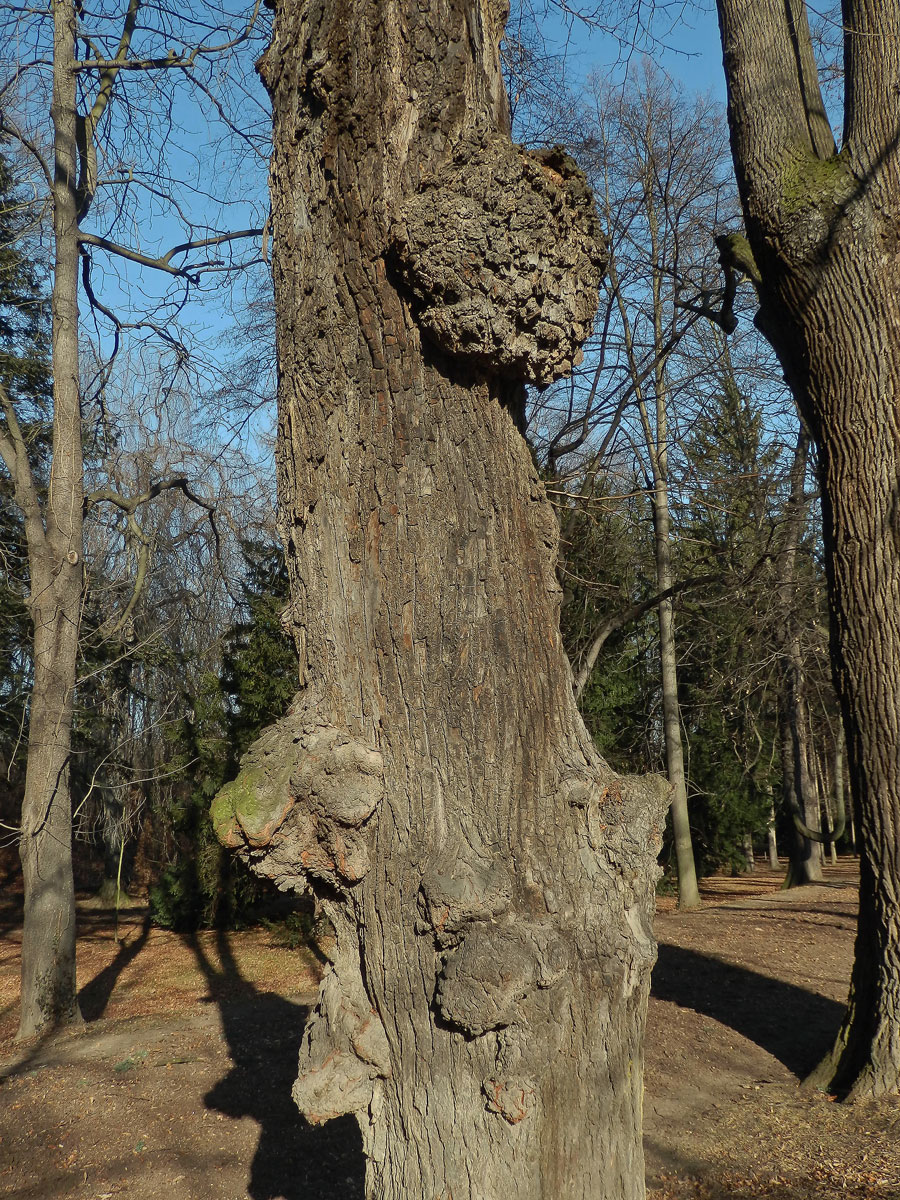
[
  {"left": 17, "top": 0, "right": 85, "bottom": 1040},
  {"left": 212, "top": 0, "right": 670, "bottom": 1193},
  {"left": 717, "top": 0, "right": 900, "bottom": 1095}
]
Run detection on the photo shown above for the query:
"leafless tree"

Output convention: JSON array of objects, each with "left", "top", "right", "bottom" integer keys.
[{"left": 0, "top": 0, "right": 270, "bottom": 1038}]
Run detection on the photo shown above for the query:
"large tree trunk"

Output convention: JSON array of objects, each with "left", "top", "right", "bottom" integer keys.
[
  {"left": 212, "top": 0, "right": 669, "bottom": 1193},
  {"left": 716, "top": 0, "right": 900, "bottom": 1096},
  {"left": 17, "top": 0, "right": 84, "bottom": 1040}
]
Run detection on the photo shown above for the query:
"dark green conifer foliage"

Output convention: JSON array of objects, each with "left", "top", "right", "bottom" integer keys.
[
  {"left": 0, "top": 149, "right": 51, "bottom": 776},
  {"left": 150, "top": 541, "right": 297, "bottom": 929},
  {"left": 675, "top": 370, "right": 781, "bottom": 871},
  {"left": 221, "top": 542, "right": 296, "bottom": 758},
  {"left": 561, "top": 480, "right": 659, "bottom": 776}
]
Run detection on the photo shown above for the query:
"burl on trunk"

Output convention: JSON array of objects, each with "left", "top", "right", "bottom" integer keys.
[{"left": 212, "top": 0, "right": 669, "bottom": 1194}]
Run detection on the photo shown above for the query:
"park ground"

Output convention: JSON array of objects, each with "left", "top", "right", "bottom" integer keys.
[{"left": 1, "top": 859, "right": 898, "bottom": 1199}]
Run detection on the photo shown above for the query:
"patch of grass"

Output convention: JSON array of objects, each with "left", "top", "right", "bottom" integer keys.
[
  {"left": 113, "top": 1050, "right": 147, "bottom": 1073},
  {"left": 261, "top": 909, "right": 314, "bottom": 951}
]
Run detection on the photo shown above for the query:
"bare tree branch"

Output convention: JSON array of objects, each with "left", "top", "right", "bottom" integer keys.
[
  {"left": 72, "top": 0, "right": 264, "bottom": 73},
  {"left": 0, "top": 380, "right": 46, "bottom": 551},
  {"left": 77, "top": 228, "right": 264, "bottom": 280},
  {"left": 572, "top": 573, "right": 719, "bottom": 700},
  {"left": 0, "top": 114, "right": 53, "bottom": 191},
  {"left": 86, "top": 476, "right": 222, "bottom": 639}
]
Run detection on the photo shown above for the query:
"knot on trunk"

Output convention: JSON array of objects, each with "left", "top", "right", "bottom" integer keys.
[
  {"left": 389, "top": 136, "right": 606, "bottom": 384},
  {"left": 210, "top": 697, "right": 383, "bottom": 889},
  {"left": 558, "top": 767, "right": 670, "bottom": 859},
  {"left": 418, "top": 858, "right": 513, "bottom": 944},
  {"left": 434, "top": 922, "right": 568, "bottom": 1037},
  {"left": 293, "top": 955, "right": 391, "bottom": 1124},
  {"left": 482, "top": 1076, "right": 536, "bottom": 1124}
]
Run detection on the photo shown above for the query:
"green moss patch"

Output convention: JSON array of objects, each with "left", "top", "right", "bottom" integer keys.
[{"left": 211, "top": 765, "right": 294, "bottom": 848}]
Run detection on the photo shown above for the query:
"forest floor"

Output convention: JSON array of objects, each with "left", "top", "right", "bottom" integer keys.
[{"left": 1, "top": 857, "right": 898, "bottom": 1199}]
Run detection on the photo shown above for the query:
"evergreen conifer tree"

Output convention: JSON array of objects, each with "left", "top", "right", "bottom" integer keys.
[
  {"left": 0, "top": 150, "right": 51, "bottom": 780},
  {"left": 150, "top": 540, "right": 296, "bottom": 929}
]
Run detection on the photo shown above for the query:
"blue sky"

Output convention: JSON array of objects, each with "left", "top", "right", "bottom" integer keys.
[
  {"left": 543, "top": 0, "right": 726, "bottom": 100},
  {"left": 77, "top": 0, "right": 732, "bottom": 431}
]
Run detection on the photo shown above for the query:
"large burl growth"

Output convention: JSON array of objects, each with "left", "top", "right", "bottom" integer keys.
[
  {"left": 212, "top": 0, "right": 669, "bottom": 1195},
  {"left": 390, "top": 137, "right": 604, "bottom": 382}
]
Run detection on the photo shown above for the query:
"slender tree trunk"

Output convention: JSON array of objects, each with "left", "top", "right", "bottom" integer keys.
[
  {"left": 647, "top": 199, "right": 701, "bottom": 913},
  {"left": 772, "top": 428, "right": 821, "bottom": 888},
  {"left": 742, "top": 832, "right": 755, "bottom": 871},
  {"left": 805, "top": 717, "right": 825, "bottom": 869},
  {"left": 780, "top": 646, "right": 823, "bottom": 887},
  {"left": 603, "top": 172, "right": 701, "bottom": 912},
  {"left": 818, "top": 744, "right": 838, "bottom": 865},
  {"left": 766, "top": 795, "right": 779, "bottom": 868},
  {"left": 716, "top": 0, "right": 900, "bottom": 1096},
  {"left": 834, "top": 722, "right": 848, "bottom": 855},
  {"left": 653, "top": 487, "right": 700, "bottom": 908},
  {"left": 823, "top": 795, "right": 837, "bottom": 865},
  {"left": 213, "top": 0, "right": 669, "bottom": 1193},
  {"left": 640, "top": 216, "right": 700, "bottom": 912},
  {"left": 17, "top": 0, "right": 84, "bottom": 1040}
]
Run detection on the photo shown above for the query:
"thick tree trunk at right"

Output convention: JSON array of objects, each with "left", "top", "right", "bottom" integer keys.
[{"left": 716, "top": 0, "right": 900, "bottom": 1095}]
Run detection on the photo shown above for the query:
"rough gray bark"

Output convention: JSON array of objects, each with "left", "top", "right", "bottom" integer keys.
[
  {"left": 212, "top": 0, "right": 670, "bottom": 1193},
  {"left": 716, "top": 0, "right": 900, "bottom": 1096},
  {"left": 15, "top": 0, "right": 84, "bottom": 1039}
]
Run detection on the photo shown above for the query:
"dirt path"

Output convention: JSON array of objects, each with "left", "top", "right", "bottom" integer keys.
[
  {"left": 645, "top": 862, "right": 900, "bottom": 1199},
  {"left": 2, "top": 860, "right": 898, "bottom": 1199}
]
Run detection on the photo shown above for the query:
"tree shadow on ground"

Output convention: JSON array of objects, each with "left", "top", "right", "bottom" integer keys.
[
  {"left": 652, "top": 943, "right": 845, "bottom": 1077},
  {"left": 188, "top": 927, "right": 365, "bottom": 1200},
  {"left": 78, "top": 912, "right": 152, "bottom": 1020}
]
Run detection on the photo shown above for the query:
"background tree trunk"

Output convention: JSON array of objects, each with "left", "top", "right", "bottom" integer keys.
[
  {"left": 17, "top": 0, "right": 84, "bottom": 1040},
  {"left": 766, "top": 795, "right": 779, "bottom": 868},
  {"left": 213, "top": 0, "right": 669, "bottom": 1194},
  {"left": 771, "top": 427, "right": 821, "bottom": 887},
  {"left": 646, "top": 217, "right": 701, "bottom": 912},
  {"left": 653, "top": 485, "right": 701, "bottom": 907}
]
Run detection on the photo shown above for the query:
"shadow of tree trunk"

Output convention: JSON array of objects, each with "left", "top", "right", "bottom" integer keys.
[
  {"left": 185, "top": 922, "right": 364, "bottom": 1200},
  {"left": 77, "top": 913, "right": 152, "bottom": 1021},
  {"left": 652, "top": 942, "right": 844, "bottom": 1077}
]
